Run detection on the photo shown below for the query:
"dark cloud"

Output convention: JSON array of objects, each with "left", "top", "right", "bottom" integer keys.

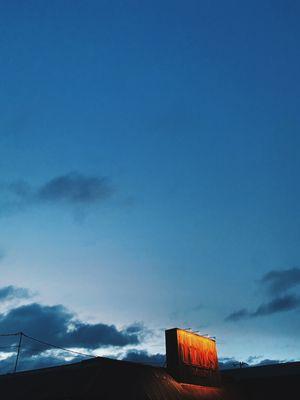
[
  {"left": 219, "top": 356, "right": 290, "bottom": 370},
  {"left": 0, "top": 172, "right": 113, "bottom": 215},
  {"left": 124, "top": 324, "right": 142, "bottom": 334},
  {"left": 225, "top": 308, "right": 250, "bottom": 322},
  {"left": 252, "top": 294, "right": 300, "bottom": 317},
  {"left": 225, "top": 267, "right": 300, "bottom": 322},
  {"left": 37, "top": 173, "right": 112, "bottom": 204},
  {"left": 122, "top": 350, "right": 165, "bottom": 366},
  {"left": 0, "top": 298, "right": 148, "bottom": 374},
  {"left": 226, "top": 295, "right": 300, "bottom": 322},
  {"left": 0, "top": 302, "right": 144, "bottom": 353},
  {"left": 255, "top": 359, "right": 285, "bottom": 366},
  {"left": 122, "top": 323, "right": 152, "bottom": 344},
  {"left": 0, "top": 286, "right": 148, "bottom": 374},
  {"left": 260, "top": 268, "right": 300, "bottom": 295},
  {"left": 219, "top": 357, "right": 242, "bottom": 370},
  {"left": 0, "top": 285, "right": 32, "bottom": 302},
  {"left": 66, "top": 321, "right": 141, "bottom": 349},
  {"left": 246, "top": 355, "right": 262, "bottom": 364}
]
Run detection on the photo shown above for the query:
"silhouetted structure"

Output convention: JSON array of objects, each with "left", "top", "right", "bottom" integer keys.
[
  {"left": 222, "top": 361, "right": 300, "bottom": 400},
  {"left": 0, "top": 356, "right": 224, "bottom": 400},
  {"left": 0, "top": 328, "right": 299, "bottom": 399}
]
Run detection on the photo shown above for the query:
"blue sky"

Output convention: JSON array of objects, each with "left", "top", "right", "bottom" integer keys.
[{"left": 0, "top": 0, "right": 300, "bottom": 369}]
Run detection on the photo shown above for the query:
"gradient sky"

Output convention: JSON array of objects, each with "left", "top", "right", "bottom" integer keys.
[{"left": 1, "top": 0, "right": 300, "bottom": 366}]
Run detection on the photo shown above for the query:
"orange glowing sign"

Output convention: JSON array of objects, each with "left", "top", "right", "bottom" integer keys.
[
  {"left": 177, "top": 329, "right": 218, "bottom": 370},
  {"left": 165, "top": 328, "right": 220, "bottom": 386}
]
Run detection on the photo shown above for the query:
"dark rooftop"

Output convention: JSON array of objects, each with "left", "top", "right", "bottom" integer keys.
[
  {"left": 0, "top": 356, "right": 224, "bottom": 400},
  {"left": 222, "top": 361, "right": 300, "bottom": 380}
]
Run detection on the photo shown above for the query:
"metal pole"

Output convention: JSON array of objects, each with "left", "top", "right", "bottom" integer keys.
[{"left": 13, "top": 332, "right": 23, "bottom": 373}]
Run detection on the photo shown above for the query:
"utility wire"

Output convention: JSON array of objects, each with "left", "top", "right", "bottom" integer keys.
[
  {"left": 1, "top": 331, "right": 164, "bottom": 373},
  {"left": 1, "top": 331, "right": 96, "bottom": 374},
  {"left": 1, "top": 331, "right": 95, "bottom": 358},
  {"left": 22, "top": 333, "right": 95, "bottom": 358},
  {"left": 0, "top": 333, "right": 21, "bottom": 337}
]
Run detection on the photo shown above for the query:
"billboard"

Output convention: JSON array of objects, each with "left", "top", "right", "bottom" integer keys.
[{"left": 165, "top": 328, "right": 220, "bottom": 387}]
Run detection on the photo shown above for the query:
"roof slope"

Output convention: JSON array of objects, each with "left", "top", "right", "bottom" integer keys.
[{"left": 0, "top": 357, "right": 225, "bottom": 400}]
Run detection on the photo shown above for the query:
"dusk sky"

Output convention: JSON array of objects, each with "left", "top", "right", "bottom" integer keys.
[{"left": 0, "top": 1, "right": 300, "bottom": 370}]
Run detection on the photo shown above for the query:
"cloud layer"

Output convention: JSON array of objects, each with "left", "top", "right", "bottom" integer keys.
[
  {"left": 0, "top": 172, "right": 113, "bottom": 216},
  {"left": 260, "top": 268, "right": 300, "bottom": 295},
  {"left": 122, "top": 350, "right": 165, "bottom": 366},
  {"left": 0, "top": 303, "right": 143, "bottom": 352},
  {"left": 37, "top": 173, "right": 112, "bottom": 204},
  {"left": 0, "top": 285, "right": 32, "bottom": 301},
  {"left": 218, "top": 356, "right": 289, "bottom": 370},
  {"left": 0, "top": 284, "right": 167, "bottom": 374},
  {"left": 226, "top": 268, "right": 300, "bottom": 322},
  {"left": 0, "top": 283, "right": 151, "bottom": 373},
  {"left": 226, "top": 294, "right": 300, "bottom": 322}
]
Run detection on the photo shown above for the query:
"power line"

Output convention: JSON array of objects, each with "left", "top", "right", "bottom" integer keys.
[
  {"left": 0, "top": 331, "right": 164, "bottom": 373},
  {"left": 22, "top": 333, "right": 95, "bottom": 358},
  {"left": 0, "top": 331, "right": 95, "bottom": 359},
  {"left": 1, "top": 331, "right": 96, "bottom": 374},
  {"left": 0, "top": 332, "right": 21, "bottom": 337}
]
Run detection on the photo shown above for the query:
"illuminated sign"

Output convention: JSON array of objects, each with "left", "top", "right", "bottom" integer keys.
[
  {"left": 165, "top": 328, "right": 220, "bottom": 387},
  {"left": 177, "top": 329, "right": 219, "bottom": 370}
]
